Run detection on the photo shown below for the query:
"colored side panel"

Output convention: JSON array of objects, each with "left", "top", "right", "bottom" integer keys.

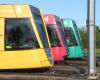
[
  {"left": 52, "top": 47, "right": 67, "bottom": 61},
  {"left": 0, "top": 49, "right": 51, "bottom": 69},
  {"left": 68, "top": 46, "right": 84, "bottom": 58},
  {"left": 0, "top": 5, "right": 16, "bottom": 18},
  {"left": 0, "top": 18, "right": 4, "bottom": 50},
  {"left": 14, "top": 5, "right": 32, "bottom": 18},
  {"left": 43, "top": 15, "right": 56, "bottom": 25}
]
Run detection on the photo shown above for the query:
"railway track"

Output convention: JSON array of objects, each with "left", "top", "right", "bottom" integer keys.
[
  {"left": 0, "top": 68, "right": 86, "bottom": 80},
  {"left": 0, "top": 64, "right": 99, "bottom": 80},
  {"left": 0, "top": 74, "right": 86, "bottom": 80},
  {"left": 63, "top": 56, "right": 100, "bottom": 67},
  {"left": 0, "top": 57, "right": 99, "bottom": 80}
]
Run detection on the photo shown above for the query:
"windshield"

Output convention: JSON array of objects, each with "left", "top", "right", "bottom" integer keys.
[
  {"left": 64, "top": 27, "right": 78, "bottom": 46},
  {"left": 47, "top": 25, "right": 60, "bottom": 47},
  {"left": 56, "top": 21, "right": 67, "bottom": 46},
  {"left": 5, "top": 18, "right": 40, "bottom": 50},
  {"left": 33, "top": 14, "right": 49, "bottom": 48}
]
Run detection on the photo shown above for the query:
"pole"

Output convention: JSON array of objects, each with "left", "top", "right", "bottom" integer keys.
[{"left": 87, "top": 0, "right": 98, "bottom": 79}]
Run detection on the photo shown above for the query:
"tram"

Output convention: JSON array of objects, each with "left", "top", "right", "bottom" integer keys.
[
  {"left": 62, "top": 19, "right": 84, "bottom": 58},
  {"left": 0, "top": 4, "right": 53, "bottom": 69},
  {"left": 43, "top": 14, "right": 69, "bottom": 62}
]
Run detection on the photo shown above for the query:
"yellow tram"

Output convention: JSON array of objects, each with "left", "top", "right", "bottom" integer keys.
[{"left": 0, "top": 4, "right": 53, "bottom": 69}]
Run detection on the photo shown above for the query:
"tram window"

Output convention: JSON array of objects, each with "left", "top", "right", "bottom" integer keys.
[
  {"left": 64, "top": 27, "right": 78, "bottom": 46},
  {"left": 47, "top": 25, "right": 60, "bottom": 47},
  {"left": 56, "top": 21, "right": 67, "bottom": 46},
  {"left": 5, "top": 18, "right": 40, "bottom": 50},
  {"left": 33, "top": 14, "right": 49, "bottom": 48}
]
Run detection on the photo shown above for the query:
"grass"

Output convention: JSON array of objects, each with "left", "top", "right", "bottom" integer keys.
[
  {"left": 95, "top": 49, "right": 100, "bottom": 56},
  {"left": 84, "top": 48, "right": 100, "bottom": 57}
]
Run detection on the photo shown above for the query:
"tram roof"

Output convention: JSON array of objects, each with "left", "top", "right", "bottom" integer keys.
[{"left": 0, "top": 4, "right": 40, "bottom": 18}]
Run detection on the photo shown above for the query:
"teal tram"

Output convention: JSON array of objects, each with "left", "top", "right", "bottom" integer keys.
[{"left": 62, "top": 19, "right": 85, "bottom": 59}]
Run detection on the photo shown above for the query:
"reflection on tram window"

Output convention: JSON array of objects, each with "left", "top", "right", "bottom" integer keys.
[{"left": 5, "top": 18, "right": 40, "bottom": 50}]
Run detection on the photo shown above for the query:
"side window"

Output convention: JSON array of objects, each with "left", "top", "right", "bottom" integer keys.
[
  {"left": 5, "top": 18, "right": 40, "bottom": 50},
  {"left": 33, "top": 14, "right": 49, "bottom": 48}
]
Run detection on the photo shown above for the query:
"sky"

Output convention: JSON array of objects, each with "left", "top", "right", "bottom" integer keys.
[{"left": 0, "top": 0, "right": 100, "bottom": 28}]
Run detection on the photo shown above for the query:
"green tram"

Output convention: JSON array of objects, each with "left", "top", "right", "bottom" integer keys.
[{"left": 62, "top": 19, "right": 84, "bottom": 59}]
